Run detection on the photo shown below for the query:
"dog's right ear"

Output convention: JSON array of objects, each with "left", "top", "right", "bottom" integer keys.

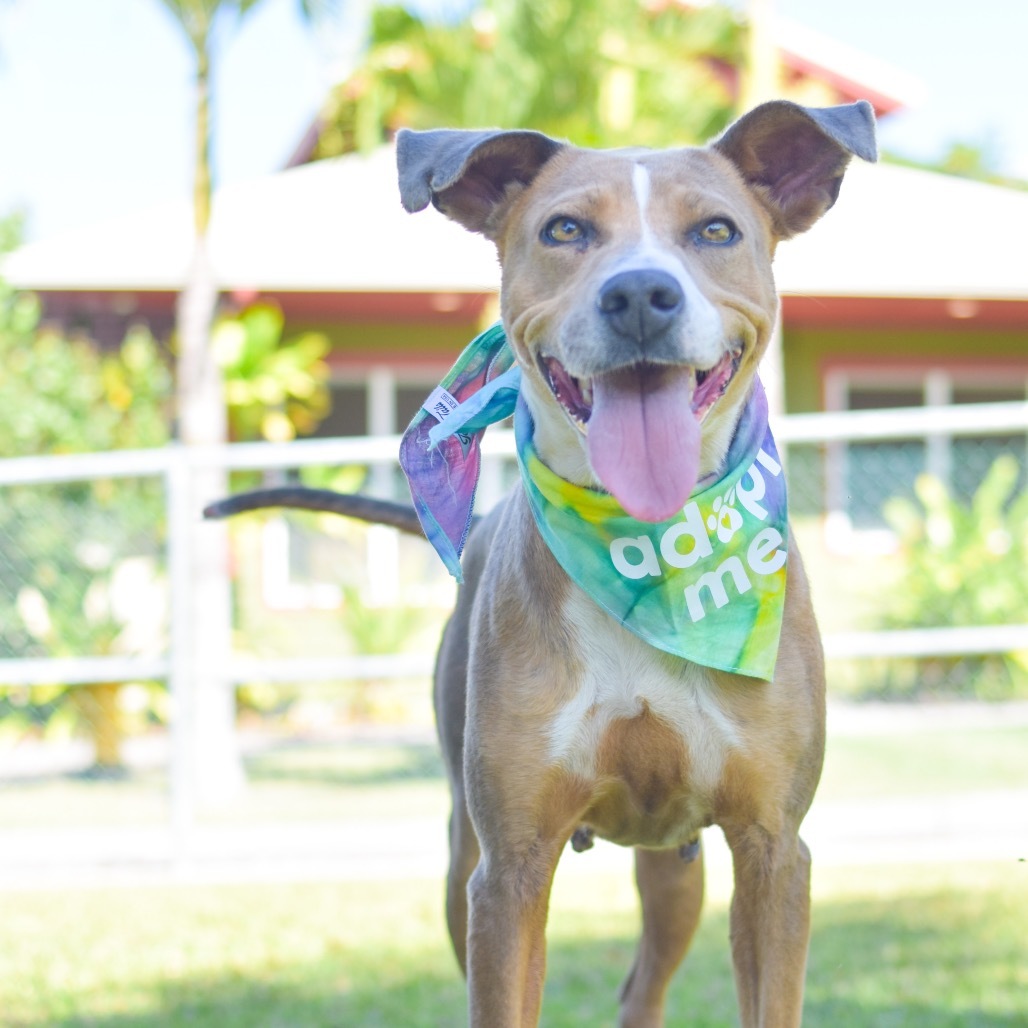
[{"left": 397, "top": 128, "right": 564, "bottom": 237}]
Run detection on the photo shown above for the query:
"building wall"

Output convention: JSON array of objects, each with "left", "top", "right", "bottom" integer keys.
[{"left": 784, "top": 326, "right": 1028, "bottom": 413}]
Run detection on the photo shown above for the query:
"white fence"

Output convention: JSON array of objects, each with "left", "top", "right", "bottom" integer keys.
[
  {"left": 1, "top": 400, "right": 1027, "bottom": 839},
  {"left": 2, "top": 399, "right": 1026, "bottom": 679}
]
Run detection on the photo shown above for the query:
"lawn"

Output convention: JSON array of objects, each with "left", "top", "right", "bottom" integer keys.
[
  {"left": 1, "top": 720, "right": 1026, "bottom": 1025},
  {"left": 1, "top": 862, "right": 1024, "bottom": 1026}
]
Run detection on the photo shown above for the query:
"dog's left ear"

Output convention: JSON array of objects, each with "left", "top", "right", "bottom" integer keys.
[
  {"left": 713, "top": 99, "right": 878, "bottom": 239},
  {"left": 397, "top": 127, "right": 564, "bottom": 237}
]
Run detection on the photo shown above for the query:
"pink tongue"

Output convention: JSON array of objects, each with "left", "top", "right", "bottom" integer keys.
[{"left": 587, "top": 366, "right": 700, "bottom": 522}]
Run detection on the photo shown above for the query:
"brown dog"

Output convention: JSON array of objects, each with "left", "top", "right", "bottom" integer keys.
[{"left": 210, "top": 100, "right": 876, "bottom": 1026}]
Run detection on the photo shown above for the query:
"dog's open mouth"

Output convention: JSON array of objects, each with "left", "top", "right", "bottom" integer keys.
[
  {"left": 539, "top": 348, "right": 742, "bottom": 522},
  {"left": 541, "top": 347, "right": 742, "bottom": 433}
]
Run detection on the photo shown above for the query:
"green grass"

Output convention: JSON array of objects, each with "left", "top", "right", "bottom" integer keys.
[
  {"left": 210, "top": 740, "right": 451, "bottom": 824},
  {"left": 2, "top": 723, "right": 1026, "bottom": 1024},
  {"left": 820, "top": 725, "right": 1028, "bottom": 799},
  {"left": 1, "top": 863, "right": 1025, "bottom": 1026}
]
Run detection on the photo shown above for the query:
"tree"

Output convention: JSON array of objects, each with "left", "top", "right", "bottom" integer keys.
[
  {"left": 311, "top": 0, "right": 743, "bottom": 157},
  {"left": 884, "top": 140, "right": 1028, "bottom": 191},
  {"left": 213, "top": 301, "right": 331, "bottom": 442},
  {"left": 154, "top": 0, "right": 338, "bottom": 803}
]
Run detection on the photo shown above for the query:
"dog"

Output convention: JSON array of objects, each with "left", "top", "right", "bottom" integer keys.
[{"left": 209, "top": 99, "right": 876, "bottom": 1026}]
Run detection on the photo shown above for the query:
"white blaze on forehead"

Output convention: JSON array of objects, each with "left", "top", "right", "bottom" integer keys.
[
  {"left": 632, "top": 162, "right": 656, "bottom": 247},
  {"left": 621, "top": 161, "right": 723, "bottom": 364}
]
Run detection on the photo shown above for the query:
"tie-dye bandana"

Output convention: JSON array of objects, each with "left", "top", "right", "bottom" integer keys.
[
  {"left": 400, "top": 324, "right": 788, "bottom": 680},
  {"left": 399, "top": 322, "right": 520, "bottom": 579}
]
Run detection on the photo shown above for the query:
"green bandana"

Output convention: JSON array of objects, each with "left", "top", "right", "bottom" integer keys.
[
  {"left": 401, "top": 324, "right": 788, "bottom": 680},
  {"left": 514, "top": 402, "right": 787, "bottom": 680}
]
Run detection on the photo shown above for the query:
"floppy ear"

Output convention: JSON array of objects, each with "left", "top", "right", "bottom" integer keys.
[
  {"left": 713, "top": 99, "right": 878, "bottom": 238},
  {"left": 396, "top": 127, "right": 564, "bottom": 237}
]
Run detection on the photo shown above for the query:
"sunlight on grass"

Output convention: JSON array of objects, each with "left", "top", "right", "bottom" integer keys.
[
  {"left": 820, "top": 726, "right": 1028, "bottom": 798},
  {"left": 2, "top": 722, "right": 1025, "bottom": 1024},
  {"left": 2, "top": 861, "right": 1024, "bottom": 1026}
]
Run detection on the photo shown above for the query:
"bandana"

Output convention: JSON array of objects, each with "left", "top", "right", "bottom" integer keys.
[
  {"left": 398, "top": 322, "right": 519, "bottom": 579},
  {"left": 400, "top": 324, "right": 788, "bottom": 680}
]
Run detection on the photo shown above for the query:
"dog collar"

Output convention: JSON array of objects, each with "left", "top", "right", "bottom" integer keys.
[{"left": 400, "top": 324, "right": 788, "bottom": 680}]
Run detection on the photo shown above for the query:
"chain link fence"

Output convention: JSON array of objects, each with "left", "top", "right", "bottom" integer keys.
[{"left": 0, "top": 473, "right": 167, "bottom": 761}]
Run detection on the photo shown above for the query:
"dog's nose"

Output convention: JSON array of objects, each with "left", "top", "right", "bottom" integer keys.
[{"left": 597, "top": 269, "right": 685, "bottom": 344}]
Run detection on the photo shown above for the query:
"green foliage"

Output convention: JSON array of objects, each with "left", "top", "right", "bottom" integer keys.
[
  {"left": 877, "top": 457, "right": 1028, "bottom": 697},
  {"left": 883, "top": 141, "right": 1028, "bottom": 191},
  {"left": 334, "top": 583, "right": 433, "bottom": 720},
  {"left": 0, "top": 322, "right": 171, "bottom": 457},
  {"left": 212, "top": 301, "right": 331, "bottom": 441},
  {"left": 0, "top": 219, "right": 172, "bottom": 456},
  {"left": 156, "top": 0, "right": 338, "bottom": 48},
  {"left": 316, "top": 0, "right": 742, "bottom": 155},
  {"left": 0, "top": 257, "right": 173, "bottom": 746},
  {"left": 339, "top": 583, "right": 429, "bottom": 657},
  {"left": 883, "top": 458, "right": 1028, "bottom": 628}
]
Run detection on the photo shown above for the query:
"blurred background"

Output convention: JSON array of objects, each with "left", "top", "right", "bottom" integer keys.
[{"left": 0, "top": 1, "right": 1025, "bottom": 1025}]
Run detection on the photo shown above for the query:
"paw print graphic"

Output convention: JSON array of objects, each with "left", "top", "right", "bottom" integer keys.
[{"left": 707, "top": 491, "right": 743, "bottom": 544}]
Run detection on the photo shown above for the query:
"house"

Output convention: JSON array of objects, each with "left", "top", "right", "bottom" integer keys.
[
  {"left": 6, "top": 143, "right": 1026, "bottom": 438},
  {"left": 3, "top": 17, "right": 1025, "bottom": 545}
]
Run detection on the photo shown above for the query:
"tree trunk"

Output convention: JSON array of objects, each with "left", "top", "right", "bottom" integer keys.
[
  {"left": 76, "top": 682, "right": 123, "bottom": 771},
  {"left": 175, "top": 234, "right": 245, "bottom": 806},
  {"left": 166, "top": 17, "right": 247, "bottom": 806}
]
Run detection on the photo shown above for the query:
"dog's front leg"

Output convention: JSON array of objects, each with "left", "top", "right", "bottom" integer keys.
[
  {"left": 463, "top": 730, "right": 583, "bottom": 1026},
  {"left": 464, "top": 828, "right": 566, "bottom": 1026},
  {"left": 724, "top": 824, "right": 813, "bottom": 1027},
  {"left": 461, "top": 675, "right": 588, "bottom": 1024}
]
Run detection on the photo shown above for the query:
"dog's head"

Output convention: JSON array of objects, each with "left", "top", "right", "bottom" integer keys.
[{"left": 398, "top": 101, "right": 876, "bottom": 521}]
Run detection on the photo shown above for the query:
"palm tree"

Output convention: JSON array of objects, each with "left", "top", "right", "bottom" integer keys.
[
  {"left": 157, "top": 0, "right": 337, "bottom": 446},
  {"left": 155, "top": 0, "right": 338, "bottom": 803}
]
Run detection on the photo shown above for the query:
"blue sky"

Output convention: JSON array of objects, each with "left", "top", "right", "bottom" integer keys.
[{"left": 1, "top": 0, "right": 1025, "bottom": 243}]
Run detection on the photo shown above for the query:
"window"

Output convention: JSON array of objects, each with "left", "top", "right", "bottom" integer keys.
[
  {"left": 822, "top": 366, "right": 1027, "bottom": 545},
  {"left": 262, "top": 366, "right": 452, "bottom": 610},
  {"left": 308, "top": 369, "right": 447, "bottom": 494}
]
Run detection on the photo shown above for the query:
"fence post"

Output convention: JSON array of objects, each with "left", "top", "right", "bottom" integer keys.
[
  {"left": 186, "top": 461, "right": 245, "bottom": 805},
  {"left": 166, "top": 447, "right": 195, "bottom": 860}
]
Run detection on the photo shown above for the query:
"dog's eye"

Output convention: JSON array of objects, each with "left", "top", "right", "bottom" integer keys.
[
  {"left": 698, "top": 219, "right": 738, "bottom": 245},
  {"left": 543, "top": 217, "right": 587, "bottom": 245}
]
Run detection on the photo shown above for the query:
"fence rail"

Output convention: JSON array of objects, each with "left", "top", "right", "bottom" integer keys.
[
  {"left": 773, "top": 399, "right": 1028, "bottom": 443},
  {"left": 823, "top": 624, "right": 1028, "bottom": 660}
]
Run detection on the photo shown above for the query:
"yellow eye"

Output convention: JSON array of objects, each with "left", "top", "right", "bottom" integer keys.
[
  {"left": 699, "top": 219, "right": 737, "bottom": 244},
  {"left": 543, "top": 216, "right": 586, "bottom": 245}
]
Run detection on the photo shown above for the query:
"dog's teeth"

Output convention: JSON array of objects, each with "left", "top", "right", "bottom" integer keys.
[{"left": 542, "top": 355, "right": 594, "bottom": 430}]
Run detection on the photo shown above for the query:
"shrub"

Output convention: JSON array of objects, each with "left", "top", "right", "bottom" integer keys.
[{"left": 876, "top": 456, "right": 1028, "bottom": 699}]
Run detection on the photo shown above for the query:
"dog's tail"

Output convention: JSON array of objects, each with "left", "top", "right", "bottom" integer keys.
[{"left": 203, "top": 487, "right": 426, "bottom": 537}]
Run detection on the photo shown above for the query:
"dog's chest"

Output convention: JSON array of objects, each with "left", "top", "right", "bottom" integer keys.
[{"left": 548, "top": 590, "right": 742, "bottom": 842}]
